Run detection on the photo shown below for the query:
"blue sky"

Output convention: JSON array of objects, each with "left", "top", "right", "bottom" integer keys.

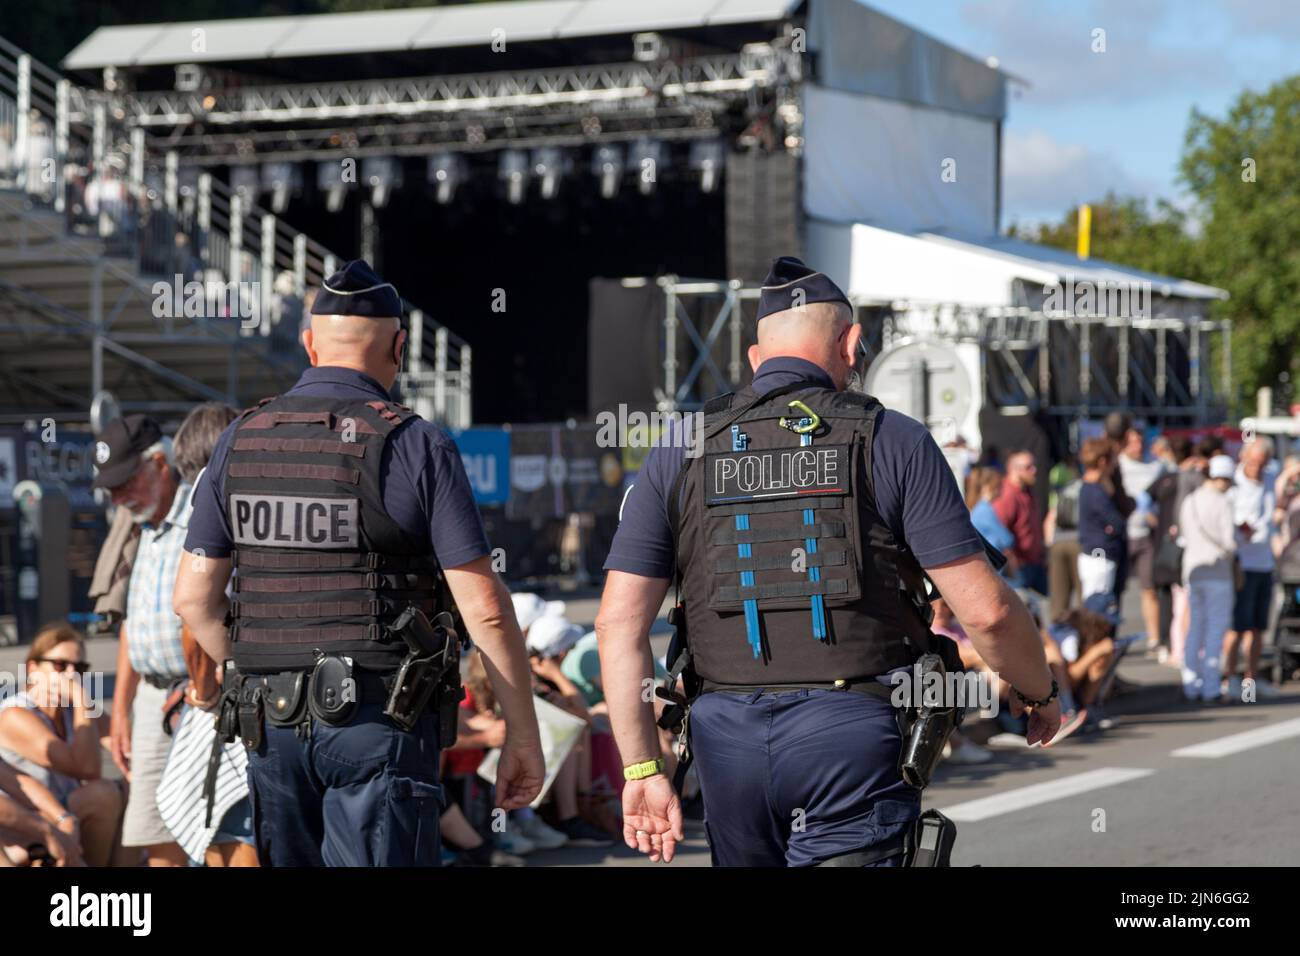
[{"left": 863, "top": 0, "right": 1300, "bottom": 230}]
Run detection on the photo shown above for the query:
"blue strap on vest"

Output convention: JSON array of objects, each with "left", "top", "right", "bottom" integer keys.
[{"left": 731, "top": 424, "right": 762, "bottom": 658}]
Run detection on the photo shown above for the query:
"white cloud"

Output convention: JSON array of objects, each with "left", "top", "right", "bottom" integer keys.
[{"left": 1001, "top": 128, "right": 1154, "bottom": 221}]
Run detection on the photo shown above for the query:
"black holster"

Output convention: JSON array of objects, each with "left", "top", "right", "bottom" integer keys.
[
  {"left": 898, "top": 651, "right": 964, "bottom": 790},
  {"left": 816, "top": 809, "right": 958, "bottom": 867},
  {"left": 385, "top": 605, "right": 464, "bottom": 739}
]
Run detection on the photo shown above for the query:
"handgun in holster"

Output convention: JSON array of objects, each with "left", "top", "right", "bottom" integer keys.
[
  {"left": 386, "top": 605, "right": 463, "bottom": 737},
  {"left": 898, "top": 652, "right": 963, "bottom": 790}
]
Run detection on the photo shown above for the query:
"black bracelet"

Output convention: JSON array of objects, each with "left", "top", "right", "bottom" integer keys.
[{"left": 1012, "top": 679, "right": 1059, "bottom": 708}]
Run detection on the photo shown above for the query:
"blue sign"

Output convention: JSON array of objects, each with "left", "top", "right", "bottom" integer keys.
[{"left": 453, "top": 429, "right": 511, "bottom": 505}]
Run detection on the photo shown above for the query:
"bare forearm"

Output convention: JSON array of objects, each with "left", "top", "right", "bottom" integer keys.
[
  {"left": 595, "top": 572, "right": 670, "bottom": 767},
  {"left": 11, "top": 772, "right": 65, "bottom": 823},
  {"left": 444, "top": 559, "right": 540, "bottom": 745},
  {"left": 0, "top": 795, "right": 49, "bottom": 842},
  {"left": 173, "top": 553, "right": 233, "bottom": 662},
  {"left": 113, "top": 625, "right": 139, "bottom": 714}
]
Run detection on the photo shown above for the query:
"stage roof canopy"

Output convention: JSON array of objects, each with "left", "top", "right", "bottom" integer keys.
[
  {"left": 807, "top": 219, "right": 1229, "bottom": 308},
  {"left": 62, "top": 0, "right": 804, "bottom": 69}
]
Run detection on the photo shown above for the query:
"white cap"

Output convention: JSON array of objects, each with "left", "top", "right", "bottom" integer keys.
[
  {"left": 1208, "top": 454, "right": 1236, "bottom": 481},
  {"left": 511, "top": 592, "right": 567, "bottom": 633},
  {"left": 525, "top": 615, "right": 584, "bottom": 658}
]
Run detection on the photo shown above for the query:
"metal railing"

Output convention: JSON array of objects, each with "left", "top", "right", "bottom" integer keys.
[{"left": 0, "top": 33, "right": 471, "bottom": 426}]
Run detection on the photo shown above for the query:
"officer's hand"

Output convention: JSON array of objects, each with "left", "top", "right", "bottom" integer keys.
[
  {"left": 494, "top": 738, "right": 544, "bottom": 811},
  {"left": 109, "top": 712, "right": 132, "bottom": 780},
  {"left": 1011, "top": 695, "right": 1062, "bottom": 747},
  {"left": 622, "top": 774, "right": 683, "bottom": 864}
]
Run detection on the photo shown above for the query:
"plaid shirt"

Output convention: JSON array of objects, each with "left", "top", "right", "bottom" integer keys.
[{"left": 124, "top": 482, "right": 193, "bottom": 679}]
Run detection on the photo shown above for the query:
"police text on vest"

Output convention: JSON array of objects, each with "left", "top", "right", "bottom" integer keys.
[{"left": 230, "top": 494, "right": 360, "bottom": 549}]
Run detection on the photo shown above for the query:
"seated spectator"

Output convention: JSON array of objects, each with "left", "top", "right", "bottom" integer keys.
[
  {"left": 524, "top": 614, "right": 620, "bottom": 846},
  {"left": 1048, "top": 595, "right": 1122, "bottom": 712},
  {"left": 1, "top": 757, "right": 85, "bottom": 866},
  {"left": 0, "top": 624, "right": 131, "bottom": 866},
  {"left": 560, "top": 628, "right": 677, "bottom": 787},
  {"left": 441, "top": 648, "right": 547, "bottom": 864}
]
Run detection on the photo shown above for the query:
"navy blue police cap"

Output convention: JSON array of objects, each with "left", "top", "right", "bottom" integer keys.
[
  {"left": 756, "top": 256, "right": 852, "bottom": 322},
  {"left": 310, "top": 259, "right": 403, "bottom": 320}
]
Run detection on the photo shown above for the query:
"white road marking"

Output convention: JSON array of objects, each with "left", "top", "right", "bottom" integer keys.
[
  {"left": 1171, "top": 716, "right": 1300, "bottom": 759},
  {"left": 938, "top": 767, "right": 1155, "bottom": 822}
]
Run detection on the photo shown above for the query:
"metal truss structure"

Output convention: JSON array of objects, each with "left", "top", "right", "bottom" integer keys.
[
  {"left": 109, "top": 43, "right": 804, "bottom": 165},
  {"left": 650, "top": 277, "right": 1233, "bottom": 427},
  {"left": 0, "top": 35, "right": 471, "bottom": 425}
]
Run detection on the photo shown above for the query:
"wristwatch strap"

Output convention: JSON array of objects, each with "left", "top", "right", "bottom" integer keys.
[{"left": 623, "top": 758, "right": 665, "bottom": 781}]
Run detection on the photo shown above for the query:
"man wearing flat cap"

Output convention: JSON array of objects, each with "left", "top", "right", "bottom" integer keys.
[
  {"left": 596, "top": 256, "right": 1062, "bottom": 867},
  {"left": 174, "top": 259, "right": 544, "bottom": 866},
  {"left": 92, "top": 414, "right": 191, "bottom": 866}
]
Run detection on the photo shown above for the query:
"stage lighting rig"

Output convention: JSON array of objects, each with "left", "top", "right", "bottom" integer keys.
[
  {"left": 427, "top": 152, "right": 465, "bottom": 204},
  {"left": 361, "top": 156, "right": 402, "bottom": 208},
  {"left": 499, "top": 150, "right": 528, "bottom": 204},
  {"left": 261, "top": 161, "right": 301, "bottom": 213}
]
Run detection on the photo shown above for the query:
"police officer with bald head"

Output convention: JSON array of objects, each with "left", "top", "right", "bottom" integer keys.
[
  {"left": 174, "top": 260, "right": 544, "bottom": 866},
  {"left": 595, "top": 256, "right": 1062, "bottom": 866}
]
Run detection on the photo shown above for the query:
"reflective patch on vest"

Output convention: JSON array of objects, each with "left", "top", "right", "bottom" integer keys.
[
  {"left": 705, "top": 444, "right": 849, "bottom": 504},
  {"left": 230, "top": 494, "right": 359, "bottom": 549}
]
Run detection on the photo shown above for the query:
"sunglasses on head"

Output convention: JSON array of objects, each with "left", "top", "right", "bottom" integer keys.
[{"left": 36, "top": 658, "right": 90, "bottom": 674}]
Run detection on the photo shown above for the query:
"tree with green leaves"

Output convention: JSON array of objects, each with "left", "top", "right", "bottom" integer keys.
[{"left": 1182, "top": 75, "right": 1300, "bottom": 407}]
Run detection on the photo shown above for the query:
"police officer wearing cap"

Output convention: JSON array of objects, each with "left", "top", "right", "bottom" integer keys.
[
  {"left": 174, "top": 260, "right": 544, "bottom": 866},
  {"left": 595, "top": 256, "right": 1062, "bottom": 866}
]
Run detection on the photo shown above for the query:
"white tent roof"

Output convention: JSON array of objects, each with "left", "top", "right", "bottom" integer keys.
[
  {"left": 62, "top": 0, "right": 800, "bottom": 69},
  {"left": 806, "top": 219, "right": 1228, "bottom": 307}
]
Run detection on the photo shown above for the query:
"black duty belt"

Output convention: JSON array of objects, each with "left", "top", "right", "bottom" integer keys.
[
  {"left": 230, "top": 623, "right": 386, "bottom": 644},
  {"left": 699, "top": 678, "right": 896, "bottom": 701}
]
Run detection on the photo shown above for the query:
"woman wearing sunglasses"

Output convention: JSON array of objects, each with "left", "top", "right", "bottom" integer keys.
[{"left": 0, "top": 623, "right": 131, "bottom": 866}]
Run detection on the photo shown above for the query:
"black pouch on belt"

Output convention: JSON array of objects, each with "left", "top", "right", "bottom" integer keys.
[
  {"left": 264, "top": 672, "right": 308, "bottom": 727},
  {"left": 308, "top": 655, "right": 358, "bottom": 726},
  {"left": 237, "top": 682, "right": 265, "bottom": 750}
]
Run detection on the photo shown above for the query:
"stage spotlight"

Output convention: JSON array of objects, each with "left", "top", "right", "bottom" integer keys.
[
  {"left": 361, "top": 156, "right": 402, "bottom": 208},
  {"left": 530, "top": 148, "right": 568, "bottom": 200},
  {"left": 499, "top": 150, "right": 528, "bottom": 205},
  {"left": 630, "top": 139, "right": 665, "bottom": 196},
  {"left": 230, "top": 164, "right": 260, "bottom": 203},
  {"left": 177, "top": 165, "right": 201, "bottom": 199},
  {"left": 316, "top": 161, "right": 351, "bottom": 213},
  {"left": 260, "top": 162, "right": 301, "bottom": 213},
  {"left": 427, "top": 152, "right": 465, "bottom": 204},
  {"left": 689, "top": 140, "right": 724, "bottom": 193},
  {"left": 591, "top": 145, "right": 624, "bottom": 199}
]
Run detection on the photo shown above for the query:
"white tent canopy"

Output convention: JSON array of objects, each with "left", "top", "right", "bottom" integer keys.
[
  {"left": 62, "top": 0, "right": 802, "bottom": 69},
  {"left": 806, "top": 219, "right": 1228, "bottom": 309}
]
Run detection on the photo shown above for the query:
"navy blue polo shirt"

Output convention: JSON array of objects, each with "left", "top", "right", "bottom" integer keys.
[
  {"left": 604, "top": 357, "right": 983, "bottom": 578},
  {"left": 184, "top": 366, "right": 490, "bottom": 569}
]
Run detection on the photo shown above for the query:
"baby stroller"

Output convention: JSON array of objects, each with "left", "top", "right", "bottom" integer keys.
[{"left": 1273, "top": 508, "right": 1300, "bottom": 685}]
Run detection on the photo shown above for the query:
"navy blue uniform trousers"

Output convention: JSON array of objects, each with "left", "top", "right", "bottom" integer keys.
[
  {"left": 690, "top": 688, "right": 918, "bottom": 867},
  {"left": 246, "top": 703, "right": 445, "bottom": 866}
]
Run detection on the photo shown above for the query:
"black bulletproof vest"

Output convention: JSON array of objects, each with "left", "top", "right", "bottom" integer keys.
[
  {"left": 673, "top": 384, "right": 940, "bottom": 688},
  {"left": 223, "top": 394, "right": 442, "bottom": 672}
]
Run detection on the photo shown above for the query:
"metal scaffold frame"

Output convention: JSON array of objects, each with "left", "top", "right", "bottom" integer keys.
[
  {"left": 105, "top": 42, "right": 804, "bottom": 165},
  {"left": 649, "top": 277, "right": 1233, "bottom": 424},
  {"left": 0, "top": 33, "right": 472, "bottom": 426}
]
